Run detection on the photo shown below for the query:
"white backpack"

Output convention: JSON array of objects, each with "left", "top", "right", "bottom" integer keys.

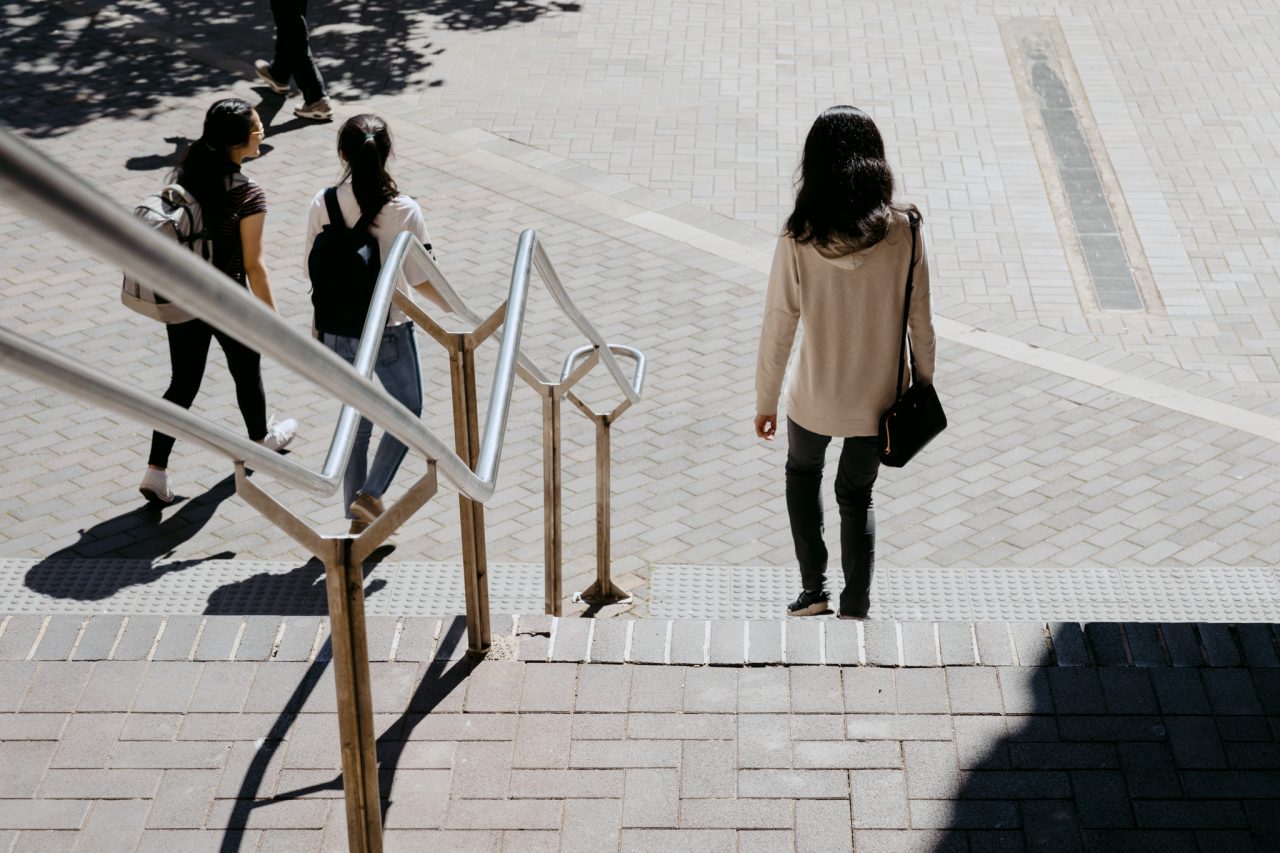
[{"left": 120, "top": 184, "right": 208, "bottom": 323}]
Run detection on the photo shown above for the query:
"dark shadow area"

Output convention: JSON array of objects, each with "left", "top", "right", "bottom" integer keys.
[
  {"left": 934, "top": 622, "right": 1280, "bottom": 852},
  {"left": 23, "top": 473, "right": 238, "bottom": 600},
  {"left": 0, "top": 0, "right": 578, "bottom": 139},
  {"left": 218, "top": 615, "right": 473, "bottom": 852},
  {"left": 204, "top": 546, "right": 393, "bottom": 615}
]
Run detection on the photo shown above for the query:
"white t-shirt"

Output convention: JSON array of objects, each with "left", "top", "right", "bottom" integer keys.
[{"left": 304, "top": 183, "right": 434, "bottom": 327}]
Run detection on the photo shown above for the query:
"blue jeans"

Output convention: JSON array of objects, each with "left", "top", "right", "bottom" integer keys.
[{"left": 322, "top": 323, "right": 423, "bottom": 518}]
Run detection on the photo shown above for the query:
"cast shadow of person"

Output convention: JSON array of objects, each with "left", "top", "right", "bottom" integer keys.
[
  {"left": 203, "top": 544, "right": 393, "bottom": 616},
  {"left": 23, "top": 472, "right": 239, "bottom": 601}
]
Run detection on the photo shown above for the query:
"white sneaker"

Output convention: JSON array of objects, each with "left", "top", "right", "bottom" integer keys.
[
  {"left": 261, "top": 416, "right": 297, "bottom": 453},
  {"left": 139, "top": 468, "right": 175, "bottom": 505},
  {"left": 294, "top": 97, "right": 333, "bottom": 121},
  {"left": 254, "top": 60, "right": 290, "bottom": 95}
]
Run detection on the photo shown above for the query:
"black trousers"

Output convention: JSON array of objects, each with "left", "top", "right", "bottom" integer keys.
[
  {"left": 269, "top": 0, "right": 326, "bottom": 103},
  {"left": 148, "top": 319, "right": 268, "bottom": 469},
  {"left": 785, "top": 417, "right": 880, "bottom": 613}
]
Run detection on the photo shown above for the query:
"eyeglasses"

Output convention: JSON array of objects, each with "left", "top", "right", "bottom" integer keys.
[{"left": 250, "top": 126, "right": 266, "bottom": 138}]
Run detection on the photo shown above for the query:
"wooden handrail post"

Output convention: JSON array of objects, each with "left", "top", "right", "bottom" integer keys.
[{"left": 450, "top": 333, "right": 492, "bottom": 653}]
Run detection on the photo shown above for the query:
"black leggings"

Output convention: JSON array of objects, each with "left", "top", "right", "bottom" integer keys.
[
  {"left": 785, "top": 417, "right": 880, "bottom": 613},
  {"left": 147, "top": 319, "right": 267, "bottom": 469},
  {"left": 269, "top": 0, "right": 326, "bottom": 103}
]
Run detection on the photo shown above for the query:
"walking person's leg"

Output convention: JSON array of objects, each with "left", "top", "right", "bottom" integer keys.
[
  {"left": 321, "top": 333, "right": 370, "bottom": 527},
  {"left": 143, "top": 320, "right": 215, "bottom": 502},
  {"left": 258, "top": 0, "right": 299, "bottom": 93},
  {"left": 785, "top": 417, "right": 834, "bottom": 615},
  {"left": 350, "top": 323, "right": 424, "bottom": 524},
  {"left": 213, "top": 328, "right": 269, "bottom": 443},
  {"left": 834, "top": 437, "right": 880, "bottom": 618}
]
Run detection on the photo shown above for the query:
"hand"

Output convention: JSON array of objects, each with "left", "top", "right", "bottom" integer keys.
[{"left": 755, "top": 413, "right": 777, "bottom": 440}]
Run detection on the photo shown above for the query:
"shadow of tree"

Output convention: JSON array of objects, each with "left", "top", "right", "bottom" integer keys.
[
  {"left": 23, "top": 473, "right": 238, "bottom": 600},
  {"left": 1, "top": 0, "right": 579, "bottom": 139}
]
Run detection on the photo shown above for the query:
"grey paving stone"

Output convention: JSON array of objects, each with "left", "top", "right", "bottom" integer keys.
[
  {"left": 111, "top": 740, "right": 229, "bottom": 770},
  {"left": 463, "top": 660, "right": 523, "bottom": 713},
  {"left": 629, "top": 666, "right": 683, "bottom": 712},
  {"left": 895, "top": 669, "right": 948, "bottom": 714},
  {"left": 795, "top": 799, "right": 852, "bottom": 853},
  {"left": 0, "top": 615, "right": 44, "bottom": 660},
  {"left": 849, "top": 769, "right": 908, "bottom": 828},
  {"left": 394, "top": 618, "right": 439, "bottom": 662},
  {"left": 0, "top": 742, "right": 55, "bottom": 797},
  {"left": 785, "top": 619, "right": 821, "bottom": 665},
  {"left": 748, "top": 621, "right": 783, "bottom": 665},
  {"left": 570, "top": 740, "right": 679, "bottom": 769},
  {"left": 1097, "top": 669, "right": 1159, "bottom": 715},
  {"left": 864, "top": 622, "right": 899, "bottom": 667},
  {"left": 961, "top": 769, "right": 1072, "bottom": 799},
  {"left": 738, "top": 715, "right": 791, "bottom": 769},
  {"left": 852, "top": 830, "right": 966, "bottom": 853},
  {"left": 683, "top": 667, "right": 736, "bottom": 713},
  {"left": 452, "top": 741, "right": 513, "bottom": 798},
  {"left": 562, "top": 799, "right": 622, "bottom": 850},
  {"left": 620, "top": 829, "right": 734, "bottom": 852},
  {"left": 708, "top": 620, "right": 744, "bottom": 666},
  {"left": 843, "top": 668, "right": 894, "bottom": 714},
  {"left": 1235, "top": 624, "right": 1279, "bottom": 668},
  {"left": 0, "top": 660, "right": 35, "bottom": 711},
  {"left": 845, "top": 715, "right": 952, "bottom": 741},
  {"left": 1122, "top": 623, "right": 1165, "bottom": 667},
  {"left": 938, "top": 622, "right": 976, "bottom": 666},
  {"left": 899, "top": 623, "right": 937, "bottom": 667},
  {"left": 72, "top": 616, "right": 124, "bottom": 661},
  {"left": 521, "top": 662, "right": 577, "bottom": 712},
  {"left": 32, "top": 615, "right": 83, "bottom": 661},
  {"left": 629, "top": 619, "right": 667, "bottom": 664},
  {"left": 152, "top": 616, "right": 203, "bottom": 662},
  {"left": 670, "top": 619, "right": 707, "bottom": 665},
  {"left": 680, "top": 798, "right": 792, "bottom": 829},
  {"left": 1160, "top": 624, "right": 1203, "bottom": 667},
  {"left": 1163, "top": 716, "right": 1228, "bottom": 769},
  {"left": 232, "top": 617, "right": 280, "bottom": 662},
  {"left": 518, "top": 633, "right": 549, "bottom": 662},
  {"left": 789, "top": 666, "right": 842, "bottom": 713},
  {"left": 508, "top": 768, "right": 622, "bottom": 799},
  {"left": 1201, "top": 669, "right": 1264, "bottom": 716},
  {"left": 206, "top": 798, "right": 330, "bottom": 829},
  {"left": 681, "top": 740, "right": 736, "bottom": 798},
  {"left": 77, "top": 660, "right": 145, "bottom": 712},
  {"left": 1020, "top": 801, "right": 1078, "bottom": 850},
  {"left": 1132, "top": 800, "right": 1248, "bottom": 829},
  {"left": 188, "top": 662, "right": 256, "bottom": 713},
  {"left": 1180, "top": 769, "right": 1280, "bottom": 799},
  {"left": 363, "top": 616, "right": 398, "bottom": 662},
  {"left": 1049, "top": 623, "right": 1089, "bottom": 667},
  {"left": 903, "top": 741, "right": 961, "bottom": 799},
  {"left": 738, "top": 667, "right": 789, "bottom": 713},
  {"left": 740, "top": 829, "right": 796, "bottom": 853},
  {"left": 1010, "top": 743, "right": 1117, "bottom": 770},
  {"left": 273, "top": 618, "right": 322, "bottom": 663},
  {"left": 39, "top": 768, "right": 160, "bottom": 800},
  {"left": 1198, "top": 624, "right": 1242, "bottom": 667},
  {"left": 622, "top": 768, "right": 677, "bottom": 828},
  {"left": 975, "top": 623, "right": 1015, "bottom": 666},
  {"left": 21, "top": 661, "right": 91, "bottom": 712},
  {"left": 953, "top": 717, "right": 1009, "bottom": 770},
  {"left": 629, "top": 712, "right": 733, "bottom": 740},
  {"left": 550, "top": 617, "right": 590, "bottom": 662},
  {"left": 1009, "top": 622, "right": 1051, "bottom": 667},
  {"left": 793, "top": 741, "right": 902, "bottom": 770},
  {"left": 1048, "top": 668, "right": 1104, "bottom": 715},
  {"left": 193, "top": 616, "right": 241, "bottom": 661},
  {"left": 825, "top": 621, "right": 860, "bottom": 666},
  {"left": 739, "top": 768, "right": 847, "bottom": 798},
  {"left": 588, "top": 619, "right": 627, "bottom": 663},
  {"left": 1085, "top": 623, "right": 1128, "bottom": 666},
  {"left": 1056, "top": 715, "right": 1165, "bottom": 743},
  {"left": 0, "top": 801, "right": 89, "bottom": 830},
  {"left": 112, "top": 616, "right": 164, "bottom": 661},
  {"left": 132, "top": 661, "right": 202, "bottom": 713},
  {"left": 575, "top": 662, "right": 630, "bottom": 712},
  {"left": 946, "top": 667, "right": 1002, "bottom": 714},
  {"left": 145, "top": 768, "right": 221, "bottom": 829}
]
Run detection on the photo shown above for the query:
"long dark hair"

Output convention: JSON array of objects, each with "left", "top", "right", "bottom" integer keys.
[
  {"left": 338, "top": 114, "right": 398, "bottom": 219},
  {"left": 173, "top": 98, "right": 255, "bottom": 219},
  {"left": 785, "top": 106, "right": 916, "bottom": 251}
]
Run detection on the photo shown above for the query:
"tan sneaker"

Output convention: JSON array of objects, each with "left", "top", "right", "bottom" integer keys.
[
  {"left": 294, "top": 97, "right": 333, "bottom": 121},
  {"left": 254, "top": 60, "right": 290, "bottom": 95},
  {"left": 350, "top": 492, "right": 385, "bottom": 525},
  {"left": 348, "top": 519, "right": 369, "bottom": 535}
]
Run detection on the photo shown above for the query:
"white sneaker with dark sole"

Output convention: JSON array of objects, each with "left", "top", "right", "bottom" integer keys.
[
  {"left": 139, "top": 468, "right": 176, "bottom": 505},
  {"left": 261, "top": 416, "right": 298, "bottom": 453},
  {"left": 254, "top": 60, "right": 290, "bottom": 95},
  {"left": 294, "top": 98, "right": 333, "bottom": 121}
]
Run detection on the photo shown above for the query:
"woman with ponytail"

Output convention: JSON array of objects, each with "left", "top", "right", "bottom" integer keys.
[
  {"left": 140, "top": 98, "right": 297, "bottom": 505},
  {"left": 304, "top": 114, "right": 447, "bottom": 533},
  {"left": 754, "top": 106, "right": 936, "bottom": 620}
]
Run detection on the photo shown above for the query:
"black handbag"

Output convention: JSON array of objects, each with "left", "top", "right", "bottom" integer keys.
[{"left": 877, "top": 213, "right": 946, "bottom": 467}]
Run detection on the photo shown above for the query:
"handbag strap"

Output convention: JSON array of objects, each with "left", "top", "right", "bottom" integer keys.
[{"left": 892, "top": 211, "right": 921, "bottom": 399}]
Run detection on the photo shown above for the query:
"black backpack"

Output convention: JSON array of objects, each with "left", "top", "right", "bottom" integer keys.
[{"left": 308, "top": 188, "right": 387, "bottom": 337}]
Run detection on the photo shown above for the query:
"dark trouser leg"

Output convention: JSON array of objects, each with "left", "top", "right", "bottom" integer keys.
[
  {"left": 270, "top": 0, "right": 326, "bottom": 102},
  {"left": 834, "top": 436, "right": 880, "bottom": 616},
  {"left": 212, "top": 327, "right": 268, "bottom": 442},
  {"left": 785, "top": 417, "right": 832, "bottom": 593},
  {"left": 148, "top": 320, "right": 214, "bottom": 468}
]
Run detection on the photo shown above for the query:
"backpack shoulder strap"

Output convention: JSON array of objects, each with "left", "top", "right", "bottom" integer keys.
[{"left": 323, "top": 187, "right": 347, "bottom": 230}]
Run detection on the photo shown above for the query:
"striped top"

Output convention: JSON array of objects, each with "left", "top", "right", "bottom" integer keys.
[{"left": 208, "top": 170, "right": 267, "bottom": 284}]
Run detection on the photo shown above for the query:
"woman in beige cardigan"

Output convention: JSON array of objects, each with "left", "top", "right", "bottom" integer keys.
[{"left": 755, "top": 106, "right": 936, "bottom": 619}]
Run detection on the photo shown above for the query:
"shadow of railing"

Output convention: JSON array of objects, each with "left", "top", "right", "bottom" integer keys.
[{"left": 932, "top": 622, "right": 1280, "bottom": 851}]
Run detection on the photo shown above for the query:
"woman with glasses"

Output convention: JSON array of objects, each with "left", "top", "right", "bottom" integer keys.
[{"left": 140, "top": 98, "right": 297, "bottom": 504}]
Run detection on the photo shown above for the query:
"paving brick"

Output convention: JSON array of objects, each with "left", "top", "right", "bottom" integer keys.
[
  {"left": 73, "top": 799, "right": 150, "bottom": 851},
  {"left": 789, "top": 665, "right": 842, "bottom": 713},
  {"left": 394, "top": 618, "right": 439, "bottom": 662},
  {"left": 708, "top": 620, "right": 744, "bottom": 666},
  {"left": 1085, "top": 623, "right": 1128, "bottom": 666},
  {"left": 747, "top": 620, "right": 783, "bottom": 665},
  {"left": 628, "top": 619, "right": 667, "bottom": 664},
  {"left": 793, "top": 741, "right": 902, "bottom": 770},
  {"left": 899, "top": 623, "right": 937, "bottom": 667},
  {"left": 795, "top": 799, "right": 852, "bottom": 853},
  {"left": 1235, "top": 624, "right": 1279, "bottom": 668},
  {"left": 146, "top": 769, "right": 220, "bottom": 828},
  {"left": 1132, "top": 800, "right": 1248, "bottom": 829},
  {"left": 187, "top": 662, "right": 256, "bottom": 713},
  {"left": 111, "top": 616, "right": 163, "bottom": 661},
  {"left": 1010, "top": 743, "right": 1117, "bottom": 770},
  {"left": 620, "top": 768, "right": 677, "bottom": 828},
  {"left": 562, "top": 798, "right": 622, "bottom": 850},
  {"left": 667, "top": 619, "right": 706, "bottom": 665},
  {"left": 0, "top": 660, "right": 36, "bottom": 711},
  {"left": 21, "top": 661, "right": 91, "bottom": 712},
  {"left": 520, "top": 662, "right": 576, "bottom": 712},
  {"left": 863, "top": 622, "right": 899, "bottom": 666},
  {"left": 961, "top": 769, "right": 1072, "bottom": 799},
  {"left": 152, "top": 616, "right": 202, "bottom": 662},
  {"left": 0, "top": 741, "right": 55, "bottom": 797},
  {"left": 680, "top": 798, "right": 792, "bottom": 829},
  {"left": 207, "top": 799, "right": 330, "bottom": 829},
  {"left": 680, "top": 740, "right": 736, "bottom": 798},
  {"left": 975, "top": 623, "right": 1015, "bottom": 666},
  {"left": 682, "top": 666, "right": 736, "bottom": 713},
  {"left": 0, "top": 801, "right": 89, "bottom": 830},
  {"left": 895, "top": 669, "right": 949, "bottom": 714},
  {"left": 1201, "top": 669, "right": 1264, "bottom": 716},
  {"left": 72, "top": 615, "right": 124, "bottom": 661},
  {"left": 1049, "top": 623, "right": 1089, "bottom": 667},
  {"left": 849, "top": 770, "right": 908, "bottom": 828},
  {"left": 629, "top": 666, "right": 683, "bottom": 712},
  {"left": 587, "top": 619, "right": 627, "bottom": 663},
  {"left": 363, "top": 616, "right": 398, "bottom": 662},
  {"left": 738, "top": 715, "right": 791, "bottom": 769},
  {"left": 463, "top": 660, "right": 523, "bottom": 713},
  {"left": 845, "top": 715, "right": 951, "bottom": 741},
  {"left": 511, "top": 713, "right": 571, "bottom": 770},
  {"left": 738, "top": 667, "right": 788, "bottom": 713},
  {"left": 445, "top": 800, "right": 561, "bottom": 830},
  {"left": 382, "top": 769, "right": 451, "bottom": 829},
  {"left": 1009, "top": 622, "right": 1051, "bottom": 666},
  {"left": 785, "top": 619, "right": 821, "bottom": 664},
  {"left": 910, "top": 799, "right": 1021, "bottom": 830},
  {"left": 739, "top": 768, "right": 847, "bottom": 798},
  {"left": 575, "top": 662, "right": 630, "bottom": 712},
  {"left": 111, "top": 740, "right": 229, "bottom": 770},
  {"left": 903, "top": 741, "right": 961, "bottom": 799},
  {"left": 77, "top": 660, "right": 146, "bottom": 712},
  {"left": 571, "top": 740, "right": 679, "bottom": 769},
  {"left": 938, "top": 622, "right": 976, "bottom": 666},
  {"left": 0, "top": 615, "right": 45, "bottom": 660},
  {"left": 1020, "top": 802, "right": 1076, "bottom": 849},
  {"left": 1097, "top": 668, "right": 1159, "bottom": 714},
  {"left": 550, "top": 618, "right": 591, "bottom": 662},
  {"left": 1159, "top": 624, "right": 1203, "bottom": 667},
  {"left": 1163, "top": 716, "right": 1227, "bottom": 769},
  {"left": 1122, "top": 623, "right": 1166, "bottom": 667},
  {"left": 1198, "top": 624, "right": 1242, "bottom": 667},
  {"left": 1048, "top": 668, "right": 1104, "bottom": 715},
  {"left": 842, "top": 668, "right": 894, "bottom": 714},
  {"left": 620, "top": 829, "right": 734, "bottom": 852},
  {"left": 953, "top": 717, "right": 1009, "bottom": 770},
  {"left": 274, "top": 618, "right": 322, "bottom": 662},
  {"left": 194, "top": 616, "right": 241, "bottom": 661},
  {"left": 132, "top": 661, "right": 202, "bottom": 713},
  {"left": 825, "top": 621, "right": 860, "bottom": 666}
]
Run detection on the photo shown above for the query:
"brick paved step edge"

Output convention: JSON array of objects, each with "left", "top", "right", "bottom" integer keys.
[{"left": 1, "top": 614, "right": 1277, "bottom": 668}]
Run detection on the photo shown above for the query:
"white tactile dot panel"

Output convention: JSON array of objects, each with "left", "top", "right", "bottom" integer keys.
[{"left": 649, "top": 565, "right": 1280, "bottom": 622}]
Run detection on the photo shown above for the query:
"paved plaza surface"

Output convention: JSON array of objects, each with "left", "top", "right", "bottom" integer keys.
[{"left": 2, "top": 0, "right": 1280, "bottom": 848}]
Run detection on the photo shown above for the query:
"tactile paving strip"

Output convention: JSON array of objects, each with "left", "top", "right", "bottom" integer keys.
[
  {"left": 649, "top": 565, "right": 1280, "bottom": 621},
  {"left": 0, "top": 558, "right": 545, "bottom": 616}
]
